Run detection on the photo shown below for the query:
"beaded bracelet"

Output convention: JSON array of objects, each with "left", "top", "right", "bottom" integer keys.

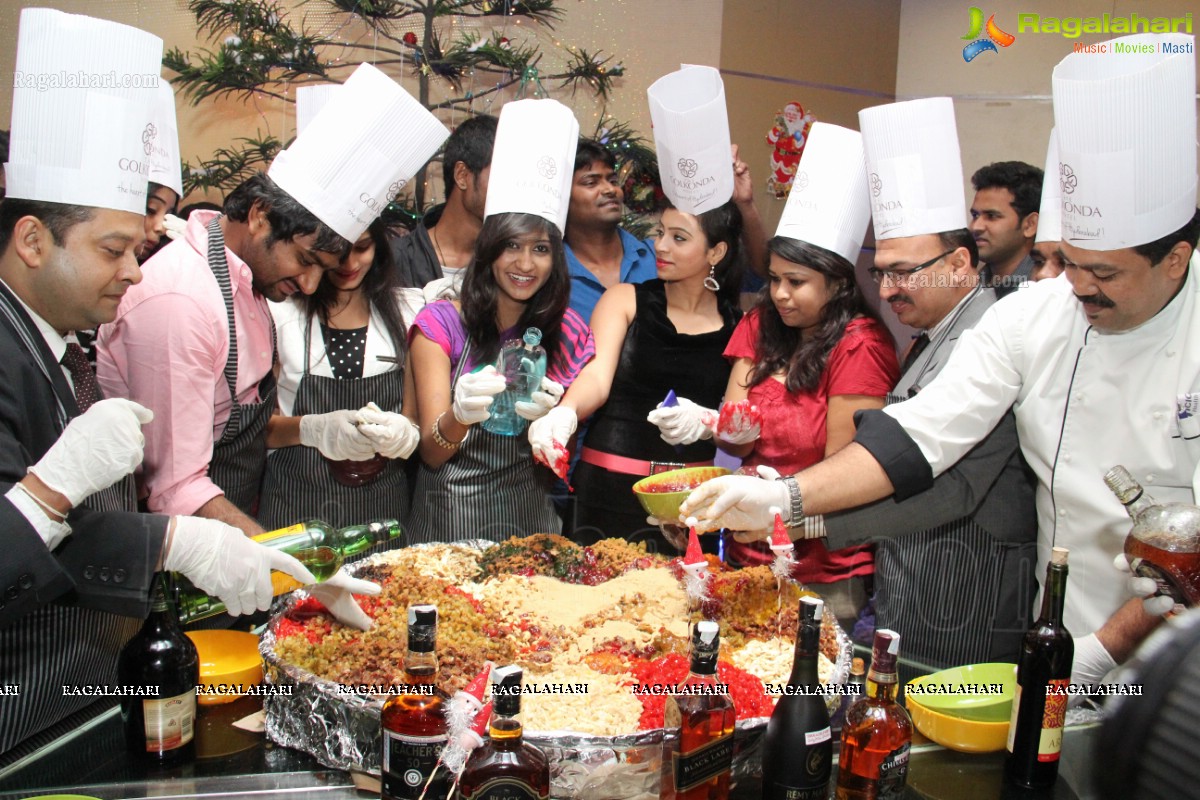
[{"left": 432, "top": 411, "right": 467, "bottom": 450}]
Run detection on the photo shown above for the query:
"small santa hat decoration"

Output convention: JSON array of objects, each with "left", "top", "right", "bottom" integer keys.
[
  {"left": 447, "top": 662, "right": 492, "bottom": 734},
  {"left": 768, "top": 510, "right": 795, "bottom": 582},
  {"left": 683, "top": 527, "right": 706, "bottom": 573},
  {"left": 440, "top": 700, "right": 494, "bottom": 777}
]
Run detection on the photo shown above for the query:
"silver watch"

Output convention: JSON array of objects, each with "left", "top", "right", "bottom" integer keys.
[{"left": 777, "top": 475, "right": 803, "bottom": 523}]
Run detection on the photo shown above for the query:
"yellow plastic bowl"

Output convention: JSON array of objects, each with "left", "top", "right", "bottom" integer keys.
[
  {"left": 187, "top": 629, "right": 263, "bottom": 706},
  {"left": 910, "top": 662, "right": 1016, "bottom": 722},
  {"left": 906, "top": 677, "right": 1010, "bottom": 753},
  {"left": 632, "top": 466, "right": 731, "bottom": 521}
]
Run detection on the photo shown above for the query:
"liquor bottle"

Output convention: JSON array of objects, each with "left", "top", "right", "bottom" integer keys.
[
  {"left": 117, "top": 573, "right": 199, "bottom": 765},
  {"left": 831, "top": 657, "right": 867, "bottom": 732},
  {"left": 836, "top": 629, "right": 912, "bottom": 800},
  {"left": 1005, "top": 547, "right": 1074, "bottom": 789},
  {"left": 459, "top": 665, "right": 550, "bottom": 800},
  {"left": 381, "top": 605, "right": 450, "bottom": 800},
  {"left": 482, "top": 328, "right": 547, "bottom": 436},
  {"left": 1104, "top": 465, "right": 1200, "bottom": 615},
  {"left": 762, "top": 596, "right": 832, "bottom": 800},
  {"left": 661, "top": 620, "right": 735, "bottom": 800}
]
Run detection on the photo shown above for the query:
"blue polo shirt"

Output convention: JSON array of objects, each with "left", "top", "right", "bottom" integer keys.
[{"left": 565, "top": 228, "right": 658, "bottom": 324}]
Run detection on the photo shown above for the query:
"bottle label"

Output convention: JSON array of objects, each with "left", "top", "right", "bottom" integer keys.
[
  {"left": 769, "top": 784, "right": 827, "bottom": 800},
  {"left": 382, "top": 730, "right": 448, "bottom": 799},
  {"left": 673, "top": 731, "right": 734, "bottom": 793},
  {"left": 254, "top": 522, "right": 307, "bottom": 544},
  {"left": 805, "top": 726, "right": 831, "bottom": 745},
  {"left": 141, "top": 691, "right": 194, "bottom": 753},
  {"left": 1038, "top": 678, "right": 1068, "bottom": 762},
  {"left": 876, "top": 742, "right": 910, "bottom": 797},
  {"left": 464, "top": 777, "right": 548, "bottom": 800},
  {"left": 1129, "top": 558, "right": 1189, "bottom": 616}
]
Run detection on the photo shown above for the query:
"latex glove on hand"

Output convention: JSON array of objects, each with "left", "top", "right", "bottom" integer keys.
[
  {"left": 1113, "top": 553, "right": 1178, "bottom": 617},
  {"left": 528, "top": 406, "right": 577, "bottom": 480},
  {"left": 28, "top": 398, "right": 154, "bottom": 506},
  {"left": 452, "top": 366, "right": 507, "bottom": 425},
  {"left": 715, "top": 400, "right": 762, "bottom": 445},
  {"left": 299, "top": 409, "right": 377, "bottom": 461},
  {"left": 515, "top": 377, "right": 565, "bottom": 421},
  {"left": 355, "top": 402, "right": 420, "bottom": 460},
  {"left": 162, "top": 213, "right": 188, "bottom": 241},
  {"left": 646, "top": 396, "right": 718, "bottom": 446},
  {"left": 307, "top": 568, "right": 382, "bottom": 631},
  {"left": 680, "top": 473, "right": 791, "bottom": 533}
]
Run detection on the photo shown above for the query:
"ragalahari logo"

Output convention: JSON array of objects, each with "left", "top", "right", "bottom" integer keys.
[{"left": 962, "top": 7, "right": 1016, "bottom": 62}]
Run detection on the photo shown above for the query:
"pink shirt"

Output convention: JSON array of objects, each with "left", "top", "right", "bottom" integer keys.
[{"left": 96, "top": 210, "right": 274, "bottom": 516}]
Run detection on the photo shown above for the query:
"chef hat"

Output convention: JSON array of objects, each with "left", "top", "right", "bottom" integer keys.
[
  {"left": 147, "top": 82, "right": 183, "bottom": 199},
  {"left": 1035, "top": 128, "right": 1061, "bottom": 244},
  {"left": 1052, "top": 34, "right": 1196, "bottom": 250},
  {"left": 295, "top": 83, "right": 339, "bottom": 137},
  {"left": 483, "top": 99, "right": 579, "bottom": 234},
  {"left": 268, "top": 63, "right": 450, "bottom": 242},
  {"left": 5, "top": 8, "right": 163, "bottom": 215},
  {"left": 647, "top": 65, "right": 734, "bottom": 215},
  {"left": 858, "top": 97, "right": 967, "bottom": 240},
  {"left": 774, "top": 123, "right": 871, "bottom": 263}
]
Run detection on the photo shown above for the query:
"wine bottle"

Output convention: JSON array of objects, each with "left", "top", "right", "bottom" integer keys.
[
  {"left": 836, "top": 629, "right": 912, "bottom": 800},
  {"left": 482, "top": 327, "right": 547, "bottom": 436},
  {"left": 762, "top": 596, "right": 831, "bottom": 800},
  {"left": 459, "top": 665, "right": 550, "bottom": 800},
  {"left": 1005, "top": 546, "right": 1074, "bottom": 789},
  {"left": 117, "top": 574, "right": 199, "bottom": 765}
]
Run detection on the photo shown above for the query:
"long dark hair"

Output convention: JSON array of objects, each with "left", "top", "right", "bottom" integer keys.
[
  {"left": 460, "top": 212, "right": 571, "bottom": 365},
  {"left": 747, "top": 236, "right": 888, "bottom": 393}
]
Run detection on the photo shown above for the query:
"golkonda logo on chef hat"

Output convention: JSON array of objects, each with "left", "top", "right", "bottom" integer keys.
[{"left": 537, "top": 156, "right": 557, "bottom": 180}]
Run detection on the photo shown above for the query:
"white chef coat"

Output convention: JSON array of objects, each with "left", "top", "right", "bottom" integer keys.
[{"left": 883, "top": 259, "right": 1200, "bottom": 638}]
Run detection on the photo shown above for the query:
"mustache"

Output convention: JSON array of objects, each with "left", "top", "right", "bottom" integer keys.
[
  {"left": 1075, "top": 292, "right": 1115, "bottom": 309},
  {"left": 888, "top": 294, "right": 915, "bottom": 305}
]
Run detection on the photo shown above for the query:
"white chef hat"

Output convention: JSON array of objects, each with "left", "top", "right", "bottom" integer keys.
[
  {"left": 5, "top": 8, "right": 163, "bottom": 215},
  {"left": 268, "top": 63, "right": 450, "bottom": 242},
  {"left": 1052, "top": 34, "right": 1196, "bottom": 250},
  {"left": 774, "top": 123, "right": 871, "bottom": 263},
  {"left": 1035, "top": 128, "right": 1061, "bottom": 244},
  {"left": 858, "top": 97, "right": 967, "bottom": 240},
  {"left": 483, "top": 99, "right": 579, "bottom": 234},
  {"left": 295, "top": 83, "right": 339, "bottom": 137},
  {"left": 647, "top": 65, "right": 734, "bottom": 215},
  {"left": 147, "top": 82, "right": 183, "bottom": 199}
]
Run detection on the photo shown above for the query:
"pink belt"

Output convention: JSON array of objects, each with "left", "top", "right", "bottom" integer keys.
[{"left": 579, "top": 446, "right": 713, "bottom": 477}]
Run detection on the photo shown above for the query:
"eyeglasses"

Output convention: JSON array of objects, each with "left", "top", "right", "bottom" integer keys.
[{"left": 867, "top": 249, "right": 956, "bottom": 286}]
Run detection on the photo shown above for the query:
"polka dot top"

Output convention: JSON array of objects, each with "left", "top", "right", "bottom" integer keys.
[{"left": 321, "top": 324, "right": 368, "bottom": 380}]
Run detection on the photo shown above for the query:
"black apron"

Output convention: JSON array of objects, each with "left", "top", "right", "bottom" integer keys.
[{"left": 257, "top": 315, "right": 408, "bottom": 541}]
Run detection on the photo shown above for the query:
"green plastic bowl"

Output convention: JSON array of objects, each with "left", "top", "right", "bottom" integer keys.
[
  {"left": 632, "top": 466, "right": 731, "bottom": 521},
  {"left": 907, "top": 662, "right": 1016, "bottom": 722}
]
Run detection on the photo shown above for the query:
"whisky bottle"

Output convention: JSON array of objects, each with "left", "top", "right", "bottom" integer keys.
[
  {"left": 836, "top": 629, "right": 912, "bottom": 800},
  {"left": 832, "top": 657, "right": 867, "bottom": 732},
  {"left": 117, "top": 573, "right": 199, "bottom": 765},
  {"left": 1104, "top": 465, "right": 1200, "bottom": 615},
  {"left": 459, "top": 665, "right": 550, "bottom": 800},
  {"left": 1005, "top": 547, "right": 1074, "bottom": 789},
  {"left": 762, "top": 596, "right": 831, "bottom": 800},
  {"left": 661, "top": 620, "right": 735, "bottom": 800},
  {"left": 381, "top": 605, "right": 450, "bottom": 800}
]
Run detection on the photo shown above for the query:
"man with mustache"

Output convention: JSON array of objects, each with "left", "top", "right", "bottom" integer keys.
[{"left": 969, "top": 161, "right": 1043, "bottom": 297}]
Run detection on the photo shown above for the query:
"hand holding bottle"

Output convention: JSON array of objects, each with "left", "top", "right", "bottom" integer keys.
[
  {"left": 452, "top": 365, "right": 507, "bottom": 425},
  {"left": 355, "top": 402, "right": 420, "bottom": 460},
  {"left": 514, "top": 377, "right": 565, "bottom": 421},
  {"left": 299, "top": 409, "right": 377, "bottom": 461},
  {"left": 306, "top": 568, "right": 381, "bottom": 631},
  {"left": 646, "top": 396, "right": 718, "bottom": 445},
  {"left": 1112, "top": 553, "right": 1176, "bottom": 617}
]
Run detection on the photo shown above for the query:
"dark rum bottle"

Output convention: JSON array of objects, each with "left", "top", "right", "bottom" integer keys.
[
  {"left": 1005, "top": 547, "right": 1074, "bottom": 789},
  {"left": 836, "top": 629, "right": 912, "bottom": 799},
  {"left": 762, "top": 596, "right": 832, "bottom": 800},
  {"left": 459, "top": 665, "right": 550, "bottom": 800},
  {"left": 661, "top": 620, "right": 735, "bottom": 800},
  {"left": 381, "top": 605, "right": 450, "bottom": 800}
]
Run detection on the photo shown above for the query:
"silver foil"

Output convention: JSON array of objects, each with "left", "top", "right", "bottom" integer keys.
[{"left": 260, "top": 545, "right": 854, "bottom": 798}]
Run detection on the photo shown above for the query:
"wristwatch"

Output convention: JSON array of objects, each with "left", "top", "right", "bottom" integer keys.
[{"left": 777, "top": 474, "right": 803, "bottom": 524}]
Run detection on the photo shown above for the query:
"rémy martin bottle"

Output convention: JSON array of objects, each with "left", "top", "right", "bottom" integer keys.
[
  {"left": 1005, "top": 546, "right": 1074, "bottom": 789},
  {"left": 459, "top": 665, "right": 550, "bottom": 800},
  {"left": 836, "top": 629, "right": 912, "bottom": 800},
  {"left": 761, "top": 596, "right": 831, "bottom": 800}
]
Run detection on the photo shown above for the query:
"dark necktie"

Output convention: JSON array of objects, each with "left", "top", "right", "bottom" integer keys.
[
  {"left": 900, "top": 332, "right": 931, "bottom": 374},
  {"left": 61, "top": 342, "right": 101, "bottom": 412}
]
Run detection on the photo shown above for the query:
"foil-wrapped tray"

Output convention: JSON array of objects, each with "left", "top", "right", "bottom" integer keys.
[{"left": 260, "top": 543, "right": 854, "bottom": 799}]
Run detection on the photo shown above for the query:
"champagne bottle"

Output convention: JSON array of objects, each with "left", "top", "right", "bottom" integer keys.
[
  {"left": 1005, "top": 546, "right": 1074, "bottom": 789},
  {"left": 482, "top": 327, "right": 547, "bottom": 436},
  {"left": 117, "top": 574, "right": 199, "bottom": 765},
  {"left": 459, "top": 665, "right": 550, "bottom": 800},
  {"left": 836, "top": 629, "right": 912, "bottom": 800},
  {"left": 762, "top": 596, "right": 831, "bottom": 800}
]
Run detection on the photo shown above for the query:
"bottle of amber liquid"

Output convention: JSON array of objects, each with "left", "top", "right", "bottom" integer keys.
[
  {"left": 836, "top": 629, "right": 912, "bottom": 799},
  {"left": 459, "top": 665, "right": 550, "bottom": 800},
  {"left": 661, "top": 620, "right": 735, "bottom": 800},
  {"left": 117, "top": 573, "right": 198, "bottom": 766},
  {"left": 1005, "top": 547, "right": 1074, "bottom": 789},
  {"left": 381, "top": 605, "right": 450, "bottom": 800}
]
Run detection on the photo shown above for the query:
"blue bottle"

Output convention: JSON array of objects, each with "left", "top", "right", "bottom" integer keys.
[{"left": 482, "top": 327, "right": 547, "bottom": 436}]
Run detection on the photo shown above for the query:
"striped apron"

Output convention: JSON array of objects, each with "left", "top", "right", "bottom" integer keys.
[{"left": 406, "top": 341, "right": 560, "bottom": 545}]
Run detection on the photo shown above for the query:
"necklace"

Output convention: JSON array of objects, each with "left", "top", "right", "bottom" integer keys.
[{"left": 431, "top": 225, "right": 448, "bottom": 268}]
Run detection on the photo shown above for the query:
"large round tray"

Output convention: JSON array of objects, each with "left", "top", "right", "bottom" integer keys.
[{"left": 260, "top": 543, "right": 853, "bottom": 799}]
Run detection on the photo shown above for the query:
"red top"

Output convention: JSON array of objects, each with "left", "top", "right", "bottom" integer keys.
[{"left": 722, "top": 311, "right": 899, "bottom": 581}]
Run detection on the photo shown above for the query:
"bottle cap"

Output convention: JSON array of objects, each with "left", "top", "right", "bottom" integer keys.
[
  {"left": 1051, "top": 547, "right": 1069, "bottom": 566},
  {"left": 1103, "top": 465, "right": 1143, "bottom": 506},
  {"left": 691, "top": 620, "right": 721, "bottom": 672},
  {"left": 491, "top": 665, "right": 524, "bottom": 716},
  {"left": 522, "top": 327, "right": 543, "bottom": 347},
  {"left": 869, "top": 629, "right": 901, "bottom": 683},
  {"left": 407, "top": 604, "right": 437, "bottom": 653},
  {"left": 850, "top": 657, "right": 866, "bottom": 677},
  {"left": 799, "top": 595, "right": 823, "bottom": 623}
]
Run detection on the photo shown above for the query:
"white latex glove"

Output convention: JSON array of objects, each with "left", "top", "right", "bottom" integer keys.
[
  {"left": 162, "top": 213, "right": 187, "bottom": 241},
  {"left": 355, "top": 402, "right": 419, "bottom": 460},
  {"left": 1113, "top": 553, "right": 1177, "bottom": 617},
  {"left": 679, "top": 474, "right": 791, "bottom": 533},
  {"left": 515, "top": 377, "right": 565, "bottom": 421},
  {"left": 452, "top": 365, "right": 507, "bottom": 425},
  {"left": 1071, "top": 632, "right": 1118, "bottom": 689},
  {"left": 715, "top": 401, "right": 762, "bottom": 445},
  {"left": 299, "top": 409, "right": 377, "bottom": 461},
  {"left": 308, "top": 568, "right": 382, "bottom": 631},
  {"left": 28, "top": 398, "right": 153, "bottom": 506},
  {"left": 645, "top": 396, "right": 718, "bottom": 446},
  {"left": 164, "top": 517, "right": 318, "bottom": 617},
  {"left": 528, "top": 405, "right": 577, "bottom": 477}
]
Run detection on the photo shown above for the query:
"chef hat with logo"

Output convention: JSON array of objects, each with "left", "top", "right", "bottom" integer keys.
[
  {"left": 147, "top": 82, "right": 183, "bottom": 198},
  {"left": 268, "top": 63, "right": 450, "bottom": 242},
  {"left": 295, "top": 83, "right": 339, "bottom": 137},
  {"left": 647, "top": 65, "right": 734, "bottom": 215},
  {"left": 483, "top": 99, "right": 579, "bottom": 234},
  {"left": 5, "top": 8, "right": 163, "bottom": 215},
  {"left": 858, "top": 97, "right": 967, "bottom": 240},
  {"left": 1035, "top": 128, "right": 1061, "bottom": 244},
  {"left": 774, "top": 123, "right": 871, "bottom": 263},
  {"left": 1052, "top": 33, "right": 1196, "bottom": 250}
]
